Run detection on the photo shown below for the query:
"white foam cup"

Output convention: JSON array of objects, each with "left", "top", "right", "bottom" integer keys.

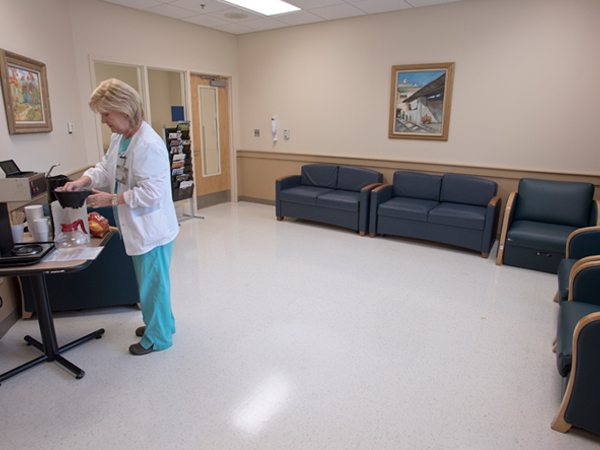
[
  {"left": 11, "top": 224, "right": 24, "bottom": 243},
  {"left": 31, "top": 218, "right": 50, "bottom": 242},
  {"left": 25, "top": 205, "right": 44, "bottom": 224}
]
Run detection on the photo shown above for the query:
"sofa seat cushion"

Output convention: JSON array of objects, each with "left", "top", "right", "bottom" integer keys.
[
  {"left": 506, "top": 220, "right": 577, "bottom": 252},
  {"left": 556, "top": 301, "right": 600, "bottom": 377},
  {"left": 280, "top": 186, "right": 335, "bottom": 206},
  {"left": 378, "top": 197, "right": 439, "bottom": 222},
  {"left": 316, "top": 190, "right": 361, "bottom": 212},
  {"left": 428, "top": 202, "right": 487, "bottom": 231}
]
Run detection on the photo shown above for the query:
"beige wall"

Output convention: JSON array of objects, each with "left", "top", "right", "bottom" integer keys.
[
  {"left": 67, "top": 0, "right": 240, "bottom": 166},
  {"left": 237, "top": 0, "right": 600, "bottom": 175},
  {"left": 0, "top": 0, "right": 88, "bottom": 175}
]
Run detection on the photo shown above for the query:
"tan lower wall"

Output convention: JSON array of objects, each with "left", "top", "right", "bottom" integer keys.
[{"left": 237, "top": 150, "right": 600, "bottom": 208}]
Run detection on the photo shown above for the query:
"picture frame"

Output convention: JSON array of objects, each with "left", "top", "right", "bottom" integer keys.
[
  {"left": 0, "top": 49, "right": 52, "bottom": 135},
  {"left": 389, "top": 62, "right": 454, "bottom": 141}
]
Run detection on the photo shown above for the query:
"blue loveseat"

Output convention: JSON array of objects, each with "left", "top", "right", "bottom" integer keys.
[
  {"left": 276, "top": 164, "right": 383, "bottom": 235},
  {"left": 369, "top": 171, "right": 501, "bottom": 257}
]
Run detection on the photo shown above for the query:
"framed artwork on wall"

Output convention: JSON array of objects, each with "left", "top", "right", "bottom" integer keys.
[
  {"left": 389, "top": 62, "right": 454, "bottom": 141},
  {"left": 0, "top": 49, "right": 52, "bottom": 135}
]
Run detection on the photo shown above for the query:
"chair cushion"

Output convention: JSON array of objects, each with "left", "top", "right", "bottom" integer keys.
[
  {"left": 440, "top": 174, "right": 497, "bottom": 207},
  {"left": 428, "top": 202, "right": 487, "bottom": 231},
  {"left": 557, "top": 258, "right": 577, "bottom": 303},
  {"left": 506, "top": 220, "right": 577, "bottom": 252},
  {"left": 556, "top": 301, "right": 600, "bottom": 377},
  {"left": 316, "top": 190, "right": 361, "bottom": 212},
  {"left": 336, "top": 166, "right": 382, "bottom": 192},
  {"left": 392, "top": 171, "right": 442, "bottom": 201},
  {"left": 514, "top": 178, "right": 594, "bottom": 227},
  {"left": 279, "top": 186, "right": 335, "bottom": 206},
  {"left": 378, "top": 196, "right": 439, "bottom": 222},
  {"left": 300, "top": 164, "right": 338, "bottom": 189}
]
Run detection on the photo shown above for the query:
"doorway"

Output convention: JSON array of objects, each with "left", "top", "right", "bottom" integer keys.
[
  {"left": 190, "top": 73, "right": 231, "bottom": 209},
  {"left": 93, "top": 62, "right": 143, "bottom": 154}
]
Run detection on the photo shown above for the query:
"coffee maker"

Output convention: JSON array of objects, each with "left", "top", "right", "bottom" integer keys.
[{"left": 0, "top": 173, "right": 54, "bottom": 266}]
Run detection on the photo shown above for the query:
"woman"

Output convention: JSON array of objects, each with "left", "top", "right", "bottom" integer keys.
[{"left": 60, "top": 78, "right": 179, "bottom": 355}]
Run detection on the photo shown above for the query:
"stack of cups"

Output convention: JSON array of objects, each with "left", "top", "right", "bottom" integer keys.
[{"left": 25, "top": 205, "right": 50, "bottom": 242}]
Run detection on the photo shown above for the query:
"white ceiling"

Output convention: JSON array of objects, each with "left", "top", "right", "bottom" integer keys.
[{"left": 101, "top": 0, "right": 467, "bottom": 35}]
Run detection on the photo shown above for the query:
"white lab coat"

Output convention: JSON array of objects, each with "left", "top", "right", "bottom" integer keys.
[{"left": 84, "top": 121, "right": 179, "bottom": 256}]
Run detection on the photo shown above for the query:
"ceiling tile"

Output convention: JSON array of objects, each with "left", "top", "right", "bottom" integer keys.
[
  {"left": 146, "top": 3, "right": 199, "bottom": 19},
  {"left": 242, "top": 18, "right": 289, "bottom": 31},
  {"left": 207, "top": 6, "right": 263, "bottom": 22},
  {"left": 103, "top": 0, "right": 162, "bottom": 9},
  {"left": 286, "top": 0, "right": 345, "bottom": 8},
  {"left": 99, "top": 0, "right": 468, "bottom": 35},
  {"left": 310, "top": 3, "right": 367, "bottom": 20},
  {"left": 213, "top": 22, "right": 256, "bottom": 34},
  {"left": 169, "top": 0, "right": 229, "bottom": 14},
  {"left": 182, "top": 14, "right": 229, "bottom": 27},
  {"left": 350, "top": 0, "right": 412, "bottom": 14},
  {"left": 274, "top": 11, "right": 326, "bottom": 26},
  {"left": 406, "top": 0, "right": 464, "bottom": 6}
]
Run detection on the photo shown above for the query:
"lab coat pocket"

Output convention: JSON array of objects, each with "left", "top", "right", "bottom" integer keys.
[{"left": 134, "top": 208, "right": 168, "bottom": 248}]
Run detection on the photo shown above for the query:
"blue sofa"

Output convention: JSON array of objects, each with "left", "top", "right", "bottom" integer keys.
[
  {"left": 276, "top": 164, "right": 383, "bottom": 235},
  {"left": 369, "top": 171, "right": 501, "bottom": 258},
  {"left": 21, "top": 206, "right": 140, "bottom": 317}
]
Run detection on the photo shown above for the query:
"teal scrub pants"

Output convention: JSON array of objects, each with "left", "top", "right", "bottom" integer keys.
[{"left": 131, "top": 240, "right": 175, "bottom": 350}]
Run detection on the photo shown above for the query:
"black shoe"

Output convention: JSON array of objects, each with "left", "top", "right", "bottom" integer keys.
[
  {"left": 129, "top": 343, "right": 154, "bottom": 355},
  {"left": 135, "top": 326, "right": 146, "bottom": 337}
]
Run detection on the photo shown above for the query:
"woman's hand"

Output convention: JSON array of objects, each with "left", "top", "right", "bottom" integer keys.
[
  {"left": 57, "top": 176, "right": 91, "bottom": 192},
  {"left": 87, "top": 189, "right": 114, "bottom": 209}
]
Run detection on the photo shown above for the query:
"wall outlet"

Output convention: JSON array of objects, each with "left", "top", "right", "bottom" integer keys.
[
  {"left": 284, "top": 129, "right": 290, "bottom": 139},
  {"left": 254, "top": 129, "right": 260, "bottom": 137}
]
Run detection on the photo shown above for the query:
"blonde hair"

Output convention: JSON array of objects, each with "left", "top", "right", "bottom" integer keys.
[{"left": 89, "top": 78, "right": 144, "bottom": 127}]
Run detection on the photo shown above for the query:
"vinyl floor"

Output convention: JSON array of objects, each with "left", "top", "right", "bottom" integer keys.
[{"left": 1, "top": 201, "right": 599, "bottom": 449}]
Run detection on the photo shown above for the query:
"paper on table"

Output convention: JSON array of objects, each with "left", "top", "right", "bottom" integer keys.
[{"left": 42, "top": 246, "right": 104, "bottom": 262}]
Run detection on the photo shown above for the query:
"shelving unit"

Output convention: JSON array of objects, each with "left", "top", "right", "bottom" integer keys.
[{"left": 164, "top": 122, "right": 200, "bottom": 220}]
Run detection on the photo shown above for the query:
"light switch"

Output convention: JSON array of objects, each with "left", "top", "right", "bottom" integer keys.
[{"left": 254, "top": 129, "right": 260, "bottom": 137}]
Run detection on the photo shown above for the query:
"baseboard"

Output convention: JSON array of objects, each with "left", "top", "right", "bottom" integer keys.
[
  {"left": 197, "top": 190, "right": 230, "bottom": 209},
  {"left": 238, "top": 196, "right": 275, "bottom": 206}
]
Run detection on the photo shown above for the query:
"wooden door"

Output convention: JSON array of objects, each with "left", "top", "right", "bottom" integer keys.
[{"left": 190, "top": 74, "right": 231, "bottom": 208}]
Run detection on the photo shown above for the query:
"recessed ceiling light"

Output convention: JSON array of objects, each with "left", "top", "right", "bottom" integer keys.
[{"left": 219, "top": 0, "right": 300, "bottom": 16}]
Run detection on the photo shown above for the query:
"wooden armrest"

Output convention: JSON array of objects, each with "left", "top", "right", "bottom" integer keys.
[
  {"left": 567, "top": 257, "right": 600, "bottom": 301},
  {"left": 488, "top": 195, "right": 500, "bottom": 207},
  {"left": 565, "top": 225, "right": 600, "bottom": 258},
  {"left": 372, "top": 183, "right": 392, "bottom": 193},
  {"left": 361, "top": 183, "right": 383, "bottom": 191},
  {"left": 552, "top": 311, "right": 600, "bottom": 432},
  {"left": 276, "top": 174, "right": 300, "bottom": 182},
  {"left": 496, "top": 191, "right": 516, "bottom": 266}
]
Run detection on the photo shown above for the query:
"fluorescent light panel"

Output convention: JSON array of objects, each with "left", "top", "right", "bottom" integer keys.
[{"left": 220, "top": 0, "right": 300, "bottom": 16}]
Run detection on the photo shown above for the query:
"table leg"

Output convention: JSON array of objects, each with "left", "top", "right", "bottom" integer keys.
[{"left": 0, "top": 274, "right": 105, "bottom": 386}]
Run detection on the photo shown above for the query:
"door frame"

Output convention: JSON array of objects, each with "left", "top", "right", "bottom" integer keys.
[
  {"left": 188, "top": 71, "right": 237, "bottom": 208},
  {"left": 89, "top": 57, "right": 238, "bottom": 214}
]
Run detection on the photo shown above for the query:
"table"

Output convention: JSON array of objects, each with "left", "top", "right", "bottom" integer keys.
[{"left": 0, "top": 233, "right": 111, "bottom": 386}]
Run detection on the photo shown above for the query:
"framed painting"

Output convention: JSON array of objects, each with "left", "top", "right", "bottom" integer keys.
[
  {"left": 0, "top": 49, "right": 52, "bottom": 135},
  {"left": 389, "top": 62, "right": 454, "bottom": 141}
]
